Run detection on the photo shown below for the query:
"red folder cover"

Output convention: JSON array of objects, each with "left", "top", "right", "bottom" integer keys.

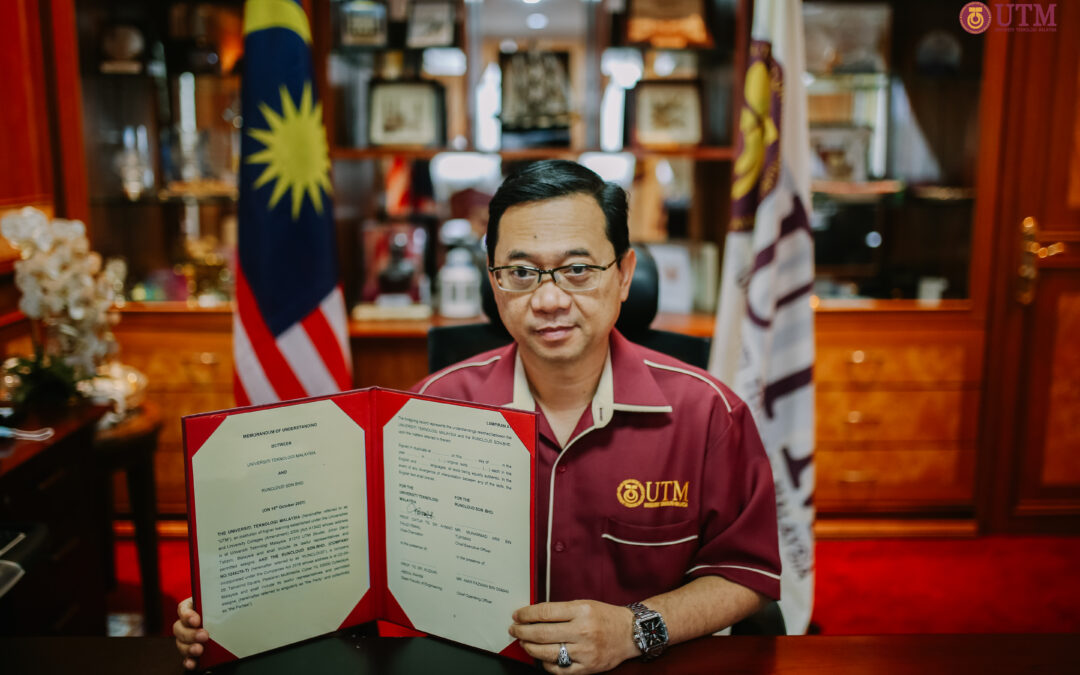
[{"left": 183, "top": 387, "right": 537, "bottom": 668}]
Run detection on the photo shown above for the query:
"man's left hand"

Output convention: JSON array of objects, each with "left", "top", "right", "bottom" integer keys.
[{"left": 509, "top": 600, "right": 640, "bottom": 674}]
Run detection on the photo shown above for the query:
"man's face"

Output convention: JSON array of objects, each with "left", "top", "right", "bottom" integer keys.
[{"left": 490, "top": 194, "right": 635, "bottom": 366}]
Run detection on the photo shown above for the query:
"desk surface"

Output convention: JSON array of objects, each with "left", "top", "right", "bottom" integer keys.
[
  {"left": 3, "top": 633, "right": 1077, "bottom": 675},
  {"left": 0, "top": 404, "right": 105, "bottom": 477}
]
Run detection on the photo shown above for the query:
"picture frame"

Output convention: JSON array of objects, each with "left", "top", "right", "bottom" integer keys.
[
  {"left": 499, "top": 51, "right": 572, "bottom": 149},
  {"left": 626, "top": 0, "right": 713, "bottom": 49},
  {"left": 368, "top": 80, "right": 445, "bottom": 147},
  {"left": 406, "top": 2, "right": 456, "bottom": 49},
  {"left": 645, "top": 243, "right": 695, "bottom": 314},
  {"left": 808, "top": 126, "right": 872, "bottom": 182},
  {"left": 338, "top": 0, "right": 388, "bottom": 48},
  {"left": 629, "top": 81, "right": 704, "bottom": 148}
]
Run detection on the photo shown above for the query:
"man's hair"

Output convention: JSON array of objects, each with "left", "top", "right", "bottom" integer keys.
[{"left": 486, "top": 160, "right": 629, "bottom": 266}]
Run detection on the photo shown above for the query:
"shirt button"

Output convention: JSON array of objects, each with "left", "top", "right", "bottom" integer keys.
[
  {"left": 557, "top": 465, "right": 567, "bottom": 474},
  {"left": 554, "top": 541, "right": 566, "bottom": 552}
]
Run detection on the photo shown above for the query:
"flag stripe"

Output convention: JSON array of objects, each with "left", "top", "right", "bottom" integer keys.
[
  {"left": 235, "top": 268, "right": 308, "bottom": 400},
  {"left": 234, "top": 371, "right": 251, "bottom": 407},
  {"left": 322, "top": 285, "right": 352, "bottom": 371},
  {"left": 302, "top": 301, "right": 352, "bottom": 390},
  {"left": 277, "top": 319, "right": 338, "bottom": 395},
  {"left": 233, "top": 311, "right": 278, "bottom": 405},
  {"left": 763, "top": 365, "right": 813, "bottom": 419}
]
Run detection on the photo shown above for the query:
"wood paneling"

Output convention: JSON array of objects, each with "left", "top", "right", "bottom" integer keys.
[
  {"left": 816, "top": 443, "right": 975, "bottom": 510},
  {"left": 111, "top": 307, "right": 234, "bottom": 516},
  {"left": 1040, "top": 289, "right": 1080, "bottom": 485},
  {"left": 352, "top": 336, "right": 430, "bottom": 391},
  {"left": 817, "top": 390, "right": 978, "bottom": 443},
  {"left": 816, "top": 333, "right": 983, "bottom": 387}
]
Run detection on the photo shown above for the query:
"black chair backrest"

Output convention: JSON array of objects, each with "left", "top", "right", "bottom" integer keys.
[{"left": 428, "top": 243, "right": 711, "bottom": 373}]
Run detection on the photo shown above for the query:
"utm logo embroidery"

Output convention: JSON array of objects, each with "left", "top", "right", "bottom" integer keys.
[{"left": 616, "top": 479, "right": 689, "bottom": 508}]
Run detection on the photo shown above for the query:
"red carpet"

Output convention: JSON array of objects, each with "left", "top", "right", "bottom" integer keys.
[
  {"left": 111, "top": 534, "right": 1080, "bottom": 636},
  {"left": 813, "top": 535, "right": 1080, "bottom": 634}
]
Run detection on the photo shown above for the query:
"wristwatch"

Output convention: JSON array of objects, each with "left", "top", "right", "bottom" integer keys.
[{"left": 627, "top": 602, "right": 668, "bottom": 660}]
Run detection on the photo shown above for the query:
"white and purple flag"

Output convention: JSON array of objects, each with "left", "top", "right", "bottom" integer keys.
[{"left": 709, "top": 0, "right": 816, "bottom": 634}]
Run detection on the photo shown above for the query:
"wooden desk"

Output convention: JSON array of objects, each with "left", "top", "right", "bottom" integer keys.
[
  {"left": 2, "top": 633, "right": 1077, "bottom": 674},
  {"left": 0, "top": 405, "right": 108, "bottom": 635}
]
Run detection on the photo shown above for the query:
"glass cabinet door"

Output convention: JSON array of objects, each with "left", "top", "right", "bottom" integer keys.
[
  {"left": 804, "top": 1, "right": 985, "bottom": 303},
  {"left": 76, "top": 0, "right": 242, "bottom": 305}
]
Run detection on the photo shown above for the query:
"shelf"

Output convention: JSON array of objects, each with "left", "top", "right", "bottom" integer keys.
[
  {"left": 89, "top": 190, "right": 239, "bottom": 207},
  {"left": 805, "top": 72, "right": 890, "bottom": 93},
  {"left": 329, "top": 146, "right": 735, "bottom": 161},
  {"left": 909, "top": 186, "right": 976, "bottom": 202},
  {"left": 812, "top": 179, "right": 904, "bottom": 202}
]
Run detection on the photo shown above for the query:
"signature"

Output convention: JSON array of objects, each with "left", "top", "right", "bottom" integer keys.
[{"left": 408, "top": 505, "right": 434, "bottom": 519}]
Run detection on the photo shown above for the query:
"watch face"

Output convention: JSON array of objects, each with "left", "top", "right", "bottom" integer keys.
[{"left": 640, "top": 616, "right": 668, "bottom": 645}]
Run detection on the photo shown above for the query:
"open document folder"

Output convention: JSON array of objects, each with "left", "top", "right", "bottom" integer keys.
[{"left": 183, "top": 388, "right": 537, "bottom": 667}]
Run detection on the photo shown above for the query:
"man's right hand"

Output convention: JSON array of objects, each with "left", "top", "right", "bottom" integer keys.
[{"left": 174, "top": 597, "right": 208, "bottom": 670}]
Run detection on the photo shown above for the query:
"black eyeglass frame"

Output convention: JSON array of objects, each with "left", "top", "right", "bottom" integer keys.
[{"left": 487, "top": 258, "right": 620, "bottom": 293}]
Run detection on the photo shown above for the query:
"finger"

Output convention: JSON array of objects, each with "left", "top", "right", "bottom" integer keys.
[
  {"left": 175, "top": 634, "right": 206, "bottom": 655},
  {"left": 173, "top": 635, "right": 199, "bottom": 656},
  {"left": 183, "top": 657, "right": 197, "bottom": 671},
  {"left": 178, "top": 598, "right": 202, "bottom": 628},
  {"left": 510, "top": 621, "right": 570, "bottom": 645},
  {"left": 519, "top": 641, "right": 579, "bottom": 669},
  {"left": 173, "top": 620, "right": 208, "bottom": 646},
  {"left": 538, "top": 654, "right": 586, "bottom": 674},
  {"left": 513, "top": 601, "right": 579, "bottom": 624}
]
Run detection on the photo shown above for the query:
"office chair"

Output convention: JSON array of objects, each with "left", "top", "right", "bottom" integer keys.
[
  {"left": 426, "top": 246, "right": 786, "bottom": 637},
  {"left": 427, "top": 244, "right": 712, "bottom": 372}
]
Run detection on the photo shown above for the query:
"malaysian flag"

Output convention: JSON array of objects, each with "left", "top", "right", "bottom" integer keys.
[
  {"left": 234, "top": 0, "right": 352, "bottom": 406},
  {"left": 709, "top": 0, "right": 816, "bottom": 634}
]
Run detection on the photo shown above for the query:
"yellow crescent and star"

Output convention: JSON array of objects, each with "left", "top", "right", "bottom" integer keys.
[{"left": 243, "top": 0, "right": 332, "bottom": 220}]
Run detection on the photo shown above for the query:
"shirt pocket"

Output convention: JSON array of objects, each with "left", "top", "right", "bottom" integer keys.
[{"left": 600, "top": 517, "right": 700, "bottom": 606}]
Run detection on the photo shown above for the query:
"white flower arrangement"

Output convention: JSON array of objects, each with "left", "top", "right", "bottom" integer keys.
[{"left": 0, "top": 207, "right": 127, "bottom": 405}]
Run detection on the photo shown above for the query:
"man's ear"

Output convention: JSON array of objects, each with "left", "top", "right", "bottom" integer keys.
[{"left": 617, "top": 247, "right": 637, "bottom": 302}]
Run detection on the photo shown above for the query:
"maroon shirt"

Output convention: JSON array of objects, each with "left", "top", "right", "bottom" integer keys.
[{"left": 412, "top": 330, "right": 781, "bottom": 606}]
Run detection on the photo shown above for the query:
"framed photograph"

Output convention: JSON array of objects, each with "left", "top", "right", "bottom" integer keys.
[
  {"left": 499, "top": 51, "right": 573, "bottom": 148},
  {"left": 645, "top": 243, "right": 695, "bottom": 314},
  {"left": 339, "top": 1, "right": 388, "bottom": 48},
  {"left": 368, "top": 80, "right": 445, "bottom": 147},
  {"left": 643, "top": 49, "right": 699, "bottom": 80},
  {"left": 808, "top": 126, "right": 872, "bottom": 181},
  {"left": 406, "top": 2, "right": 456, "bottom": 49},
  {"left": 630, "top": 81, "right": 703, "bottom": 148},
  {"left": 626, "top": 0, "right": 712, "bottom": 49}
]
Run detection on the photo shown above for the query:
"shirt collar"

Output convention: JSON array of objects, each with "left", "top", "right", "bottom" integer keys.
[
  {"left": 607, "top": 329, "right": 673, "bottom": 413},
  {"left": 506, "top": 329, "right": 673, "bottom": 423}
]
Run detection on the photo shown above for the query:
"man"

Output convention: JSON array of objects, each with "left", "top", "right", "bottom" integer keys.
[{"left": 175, "top": 160, "right": 780, "bottom": 673}]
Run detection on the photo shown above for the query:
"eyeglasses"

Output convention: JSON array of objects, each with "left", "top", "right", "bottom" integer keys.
[{"left": 488, "top": 259, "right": 619, "bottom": 293}]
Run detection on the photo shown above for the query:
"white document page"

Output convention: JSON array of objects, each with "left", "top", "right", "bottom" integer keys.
[
  {"left": 383, "top": 398, "right": 532, "bottom": 653},
  {"left": 191, "top": 400, "right": 369, "bottom": 658}
]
